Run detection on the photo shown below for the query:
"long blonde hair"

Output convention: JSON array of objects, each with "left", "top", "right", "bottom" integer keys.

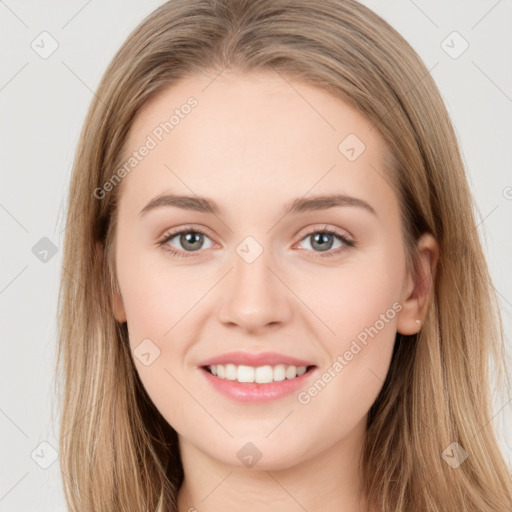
[{"left": 56, "top": 1, "right": 512, "bottom": 510}]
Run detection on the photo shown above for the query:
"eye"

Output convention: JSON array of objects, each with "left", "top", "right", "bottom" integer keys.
[
  {"left": 158, "top": 226, "right": 215, "bottom": 258},
  {"left": 157, "top": 225, "right": 356, "bottom": 259},
  {"left": 295, "top": 226, "right": 355, "bottom": 258}
]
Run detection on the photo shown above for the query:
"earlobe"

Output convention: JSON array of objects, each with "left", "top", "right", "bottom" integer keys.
[
  {"left": 396, "top": 233, "right": 439, "bottom": 335},
  {"left": 95, "top": 240, "right": 127, "bottom": 323}
]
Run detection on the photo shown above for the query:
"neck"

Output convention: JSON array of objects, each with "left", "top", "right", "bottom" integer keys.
[{"left": 176, "top": 416, "right": 378, "bottom": 512}]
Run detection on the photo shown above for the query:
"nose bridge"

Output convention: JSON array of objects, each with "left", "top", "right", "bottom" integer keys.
[{"left": 216, "top": 238, "right": 292, "bottom": 331}]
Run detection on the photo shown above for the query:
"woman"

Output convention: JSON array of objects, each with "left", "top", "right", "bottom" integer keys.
[{"left": 56, "top": 1, "right": 512, "bottom": 510}]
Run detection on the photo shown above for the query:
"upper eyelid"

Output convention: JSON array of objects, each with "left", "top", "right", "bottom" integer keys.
[
  {"left": 296, "top": 224, "right": 352, "bottom": 239},
  {"left": 161, "top": 222, "right": 352, "bottom": 237},
  {"left": 159, "top": 224, "right": 214, "bottom": 241}
]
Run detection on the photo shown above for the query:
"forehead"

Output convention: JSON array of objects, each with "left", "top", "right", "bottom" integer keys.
[{"left": 119, "top": 69, "right": 396, "bottom": 219}]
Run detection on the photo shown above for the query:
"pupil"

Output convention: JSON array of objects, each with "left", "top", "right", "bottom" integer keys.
[
  {"left": 181, "top": 232, "right": 203, "bottom": 251},
  {"left": 312, "top": 233, "right": 333, "bottom": 252}
]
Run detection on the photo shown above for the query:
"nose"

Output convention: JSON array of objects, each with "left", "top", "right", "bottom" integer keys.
[{"left": 216, "top": 247, "right": 294, "bottom": 334}]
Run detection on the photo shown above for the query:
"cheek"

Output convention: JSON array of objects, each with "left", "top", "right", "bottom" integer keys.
[
  {"left": 116, "top": 243, "right": 200, "bottom": 340},
  {"left": 116, "top": 248, "right": 203, "bottom": 424},
  {"left": 294, "top": 248, "right": 405, "bottom": 345},
  {"left": 294, "top": 249, "right": 403, "bottom": 412}
]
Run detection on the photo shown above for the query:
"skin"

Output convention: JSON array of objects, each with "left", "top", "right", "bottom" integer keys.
[{"left": 101, "top": 69, "right": 438, "bottom": 512}]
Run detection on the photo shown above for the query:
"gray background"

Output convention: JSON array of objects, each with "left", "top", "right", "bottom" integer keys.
[{"left": 1, "top": 1, "right": 511, "bottom": 510}]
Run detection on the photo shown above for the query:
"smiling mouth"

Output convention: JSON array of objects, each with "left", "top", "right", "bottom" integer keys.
[{"left": 202, "top": 364, "right": 317, "bottom": 384}]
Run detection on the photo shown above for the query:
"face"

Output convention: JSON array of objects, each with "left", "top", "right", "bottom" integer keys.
[{"left": 108, "top": 69, "right": 431, "bottom": 471}]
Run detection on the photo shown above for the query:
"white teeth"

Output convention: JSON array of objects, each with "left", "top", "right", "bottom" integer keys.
[
  {"left": 273, "top": 364, "right": 286, "bottom": 381},
  {"left": 207, "top": 363, "right": 309, "bottom": 383},
  {"left": 225, "top": 363, "right": 237, "bottom": 380},
  {"left": 285, "top": 365, "right": 297, "bottom": 379},
  {"left": 237, "top": 365, "right": 255, "bottom": 382},
  {"left": 255, "top": 365, "right": 273, "bottom": 383}
]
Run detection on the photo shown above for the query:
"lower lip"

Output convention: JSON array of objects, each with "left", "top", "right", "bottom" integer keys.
[{"left": 199, "top": 366, "right": 317, "bottom": 402}]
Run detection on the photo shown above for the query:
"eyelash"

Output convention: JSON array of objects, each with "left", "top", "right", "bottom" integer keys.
[{"left": 157, "top": 225, "right": 356, "bottom": 259}]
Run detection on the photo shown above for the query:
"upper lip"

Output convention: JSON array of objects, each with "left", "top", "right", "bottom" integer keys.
[{"left": 198, "top": 351, "right": 316, "bottom": 368}]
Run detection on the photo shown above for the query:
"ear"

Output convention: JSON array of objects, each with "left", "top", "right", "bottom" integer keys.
[
  {"left": 95, "top": 240, "right": 127, "bottom": 323},
  {"left": 396, "top": 233, "right": 439, "bottom": 335}
]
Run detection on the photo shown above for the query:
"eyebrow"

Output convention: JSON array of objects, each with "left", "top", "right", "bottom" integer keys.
[{"left": 139, "top": 193, "right": 377, "bottom": 218}]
